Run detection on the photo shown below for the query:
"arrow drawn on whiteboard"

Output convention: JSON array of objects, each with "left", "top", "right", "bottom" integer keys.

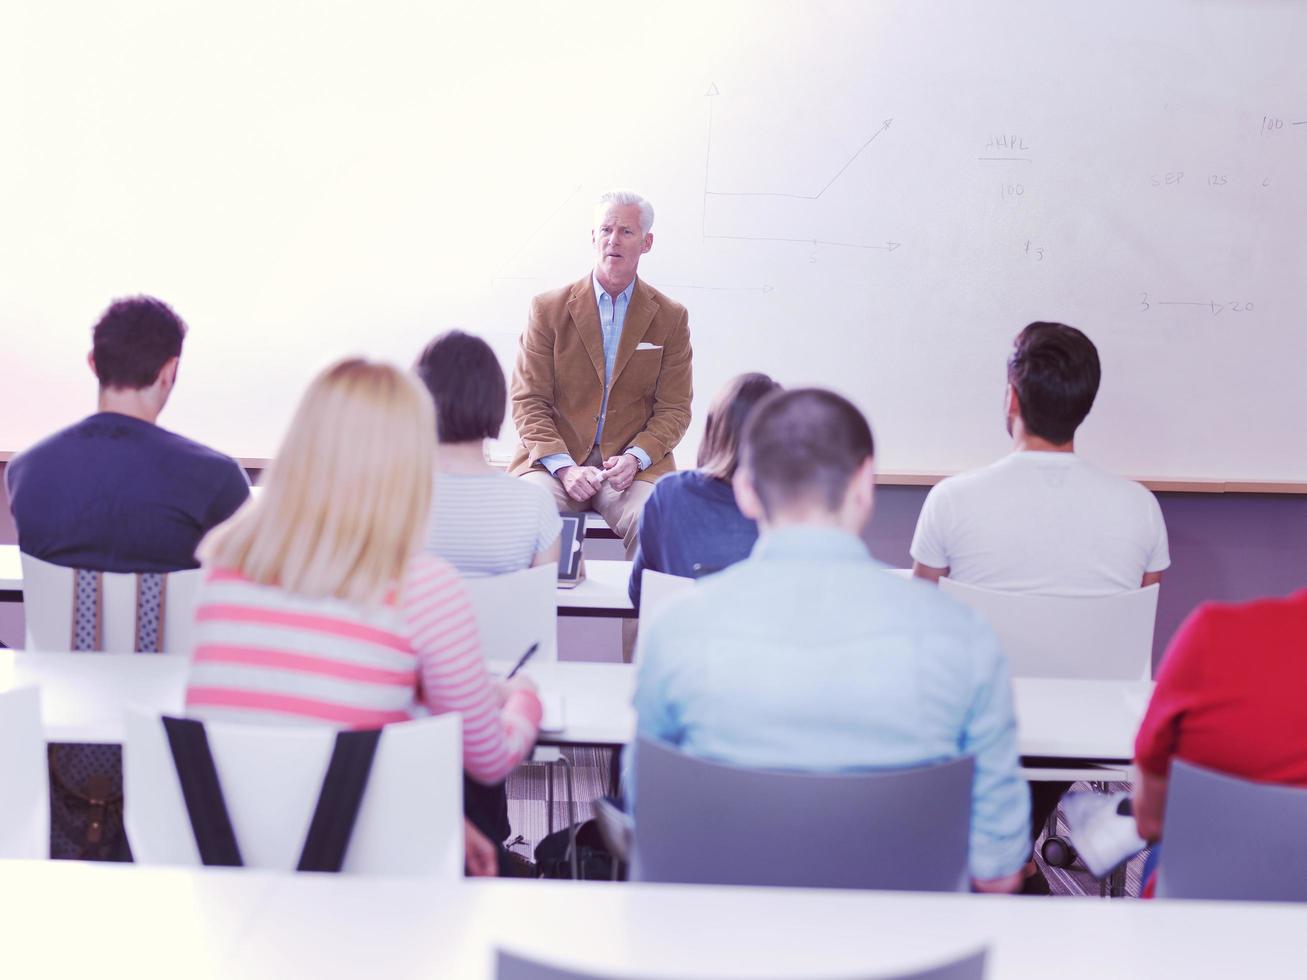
[
  {"left": 705, "top": 118, "right": 895, "bottom": 200},
  {"left": 654, "top": 281, "right": 774, "bottom": 293},
  {"left": 494, "top": 183, "right": 584, "bottom": 285},
  {"left": 702, "top": 84, "right": 718, "bottom": 238},
  {"left": 705, "top": 234, "right": 900, "bottom": 252},
  {"left": 1157, "top": 300, "right": 1226, "bottom": 315}
]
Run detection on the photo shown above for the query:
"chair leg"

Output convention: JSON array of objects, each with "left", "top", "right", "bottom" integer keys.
[
  {"left": 545, "top": 760, "right": 555, "bottom": 838},
  {"left": 1110, "top": 861, "right": 1127, "bottom": 898},
  {"left": 558, "top": 754, "right": 579, "bottom": 880}
]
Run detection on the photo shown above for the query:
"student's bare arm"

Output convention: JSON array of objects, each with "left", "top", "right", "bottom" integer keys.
[
  {"left": 1141, "top": 571, "right": 1163, "bottom": 588},
  {"left": 1133, "top": 768, "right": 1168, "bottom": 842},
  {"left": 913, "top": 561, "right": 948, "bottom": 584},
  {"left": 531, "top": 536, "right": 562, "bottom": 568},
  {"left": 972, "top": 870, "right": 1023, "bottom": 894}
]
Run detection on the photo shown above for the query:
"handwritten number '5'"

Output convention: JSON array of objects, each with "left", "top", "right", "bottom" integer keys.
[{"left": 1139, "top": 292, "right": 1150, "bottom": 312}]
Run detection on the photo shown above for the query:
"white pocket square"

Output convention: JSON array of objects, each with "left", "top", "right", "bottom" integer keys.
[{"left": 635, "top": 342, "right": 662, "bottom": 351}]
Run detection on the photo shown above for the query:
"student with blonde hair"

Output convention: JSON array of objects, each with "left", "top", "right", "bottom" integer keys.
[{"left": 185, "top": 358, "right": 541, "bottom": 875}]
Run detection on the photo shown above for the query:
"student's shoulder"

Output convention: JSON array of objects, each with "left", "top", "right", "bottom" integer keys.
[
  {"left": 6, "top": 417, "right": 113, "bottom": 486},
  {"left": 153, "top": 426, "right": 245, "bottom": 476},
  {"left": 929, "top": 457, "right": 1012, "bottom": 497},
  {"left": 403, "top": 552, "right": 465, "bottom": 597},
  {"left": 1074, "top": 457, "right": 1162, "bottom": 510},
  {"left": 648, "top": 469, "right": 701, "bottom": 502},
  {"left": 492, "top": 471, "right": 563, "bottom": 521},
  {"left": 1184, "top": 590, "right": 1307, "bottom": 647},
  {"left": 8, "top": 417, "right": 96, "bottom": 464},
  {"left": 919, "top": 460, "right": 1009, "bottom": 519}
]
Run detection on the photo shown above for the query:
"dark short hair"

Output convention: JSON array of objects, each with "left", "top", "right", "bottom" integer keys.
[
  {"left": 697, "top": 372, "right": 782, "bottom": 481},
  {"left": 1006, "top": 322, "right": 1101, "bottom": 445},
  {"left": 91, "top": 296, "right": 187, "bottom": 389},
  {"left": 414, "top": 330, "right": 507, "bottom": 443},
  {"left": 739, "top": 388, "right": 875, "bottom": 516}
]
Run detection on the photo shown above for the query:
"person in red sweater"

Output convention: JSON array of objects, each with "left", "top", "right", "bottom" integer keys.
[{"left": 1133, "top": 589, "right": 1307, "bottom": 891}]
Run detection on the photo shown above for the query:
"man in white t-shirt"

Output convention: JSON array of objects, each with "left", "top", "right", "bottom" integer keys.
[
  {"left": 911, "top": 321, "right": 1169, "bottom": 593},
  {"left": 909, "top": 321, "right": 1169, "bottom": 890}
]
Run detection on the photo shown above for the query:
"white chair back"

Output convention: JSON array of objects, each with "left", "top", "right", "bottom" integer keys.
[
  {"left": 0, "top": 686, "right": 50, "bottom": 859},
  {"left": 637, "top": 571, "right": 694, "bottom": 642},
  {"left": 123, "top": 710, "right": 463, "bottom": 877},
  {"left": 20, "top": 552, "right": 202, "bottom": 654},
  {"left": 938, "top": 579, "right": 1158, "bottom": 680},
  {"left": 461, "top": 564, "right": 558, "bottom": 664}
]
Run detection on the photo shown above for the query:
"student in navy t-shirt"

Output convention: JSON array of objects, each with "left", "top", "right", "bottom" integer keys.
[
  {"left": 5, "top": 296, "right": 249, "bottom": 573},
  {"left": 628, "top": 372, "right": 781, "bottom": 608}
]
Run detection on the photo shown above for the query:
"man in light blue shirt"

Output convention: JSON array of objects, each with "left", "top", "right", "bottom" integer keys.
[{"left": 633, "top": 388, "right": 1031, "bottom": 892}]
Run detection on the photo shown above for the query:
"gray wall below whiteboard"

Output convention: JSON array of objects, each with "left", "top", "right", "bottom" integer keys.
[{"left": 1, "top": 464, "right": 1302, "bottom": 672}]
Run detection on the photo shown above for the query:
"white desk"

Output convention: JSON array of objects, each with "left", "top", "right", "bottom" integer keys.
[
  {"left": 0, "top": 545, "right": 636, "bottom": 617},
  {"left": 2, "top": 652, "right": 1146, "bottom": 767},
  {"left": 506, "top": 661, "right": 1149, "bottom": 766},
  {"left": 0, "top": 650, "right": 188, "bottom": 742},
  {"left": 556, "top": 559, "right": 635, "bottom": 618},
  {"left": 0, "top": 860, "right": 1301, "bottom": 979}
]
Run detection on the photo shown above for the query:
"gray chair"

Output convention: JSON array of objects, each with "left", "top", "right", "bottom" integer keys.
[
  {"left": 630, "top": 737, "right": 973, "bottom": 891},
  {"left": 1155, "top": 759, "right": 1307, "bottom": 901},
  {"left": 496, "top": 947, "right": 988, "bottom": 979}
]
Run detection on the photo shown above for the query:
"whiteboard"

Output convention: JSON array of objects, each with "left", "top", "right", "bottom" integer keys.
[{"left": 2, "top": 0, "right": 1305, "bottom": 481}]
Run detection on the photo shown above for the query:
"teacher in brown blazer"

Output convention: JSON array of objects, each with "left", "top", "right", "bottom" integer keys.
[{"left": 509, "top": 189, "right": 693, "bottom": 562}]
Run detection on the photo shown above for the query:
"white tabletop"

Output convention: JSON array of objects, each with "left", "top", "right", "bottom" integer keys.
[
  {"left": 0, "top": 545, "right": 636, "bottom": 616},
  {"left": 0, "top": 860, "right": 1300, "bottom": 979},
  {"left": 556, "top": 559, "right": 635, "bottom": 616},
  {"left": 1, "top": 651, "right": 1146, "bottom": 764},
  {"left": 0, "top": 650, "right": 189, "bottom": 742},
  {"left": 505, "top": 661, "right": 1148, "bottom": 764}
]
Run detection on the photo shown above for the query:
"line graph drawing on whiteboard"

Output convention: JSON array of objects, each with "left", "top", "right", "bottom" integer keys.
[{"left": 700, "top": 83, "right": 901, "bottom": 254}]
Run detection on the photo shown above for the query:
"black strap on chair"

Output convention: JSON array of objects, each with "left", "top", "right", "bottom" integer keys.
[
  {"left": 163, "top": 717, "right": 243, "bottom": 866},
  {"left": 161, "top": 717, "right": 382, "bottom": 872},
  {"left": 296, "top": 728, "right": 382, "bottom": 872}
]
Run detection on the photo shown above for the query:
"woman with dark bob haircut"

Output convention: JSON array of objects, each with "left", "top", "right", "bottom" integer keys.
[
  {"left": 628, "top": 371, "right": 781, "bottom": 608},
  {"left": 415, "top": 330, "right": 561, "bottom": 575}
]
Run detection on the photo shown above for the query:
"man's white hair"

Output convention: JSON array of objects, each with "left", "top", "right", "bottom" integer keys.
[{"left": 594, "top": 189, "right": 655, "bottom": 235}]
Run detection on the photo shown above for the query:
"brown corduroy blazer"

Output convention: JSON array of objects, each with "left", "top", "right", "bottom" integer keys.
[{"left": 508, "top": 274, "right": 692, "bottom": 483}]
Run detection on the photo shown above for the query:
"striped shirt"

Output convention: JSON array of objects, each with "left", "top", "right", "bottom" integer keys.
[
  {"left": 184, "top": 554, "right": 541, "bottom": 784},
  {"left": 425, "top": 472, "right": 562, "bottom": 577}
]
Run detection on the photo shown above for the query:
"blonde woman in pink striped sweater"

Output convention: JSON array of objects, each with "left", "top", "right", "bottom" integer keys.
[{"left": 185, "top": 358, "right": 541, "bottom": 875}]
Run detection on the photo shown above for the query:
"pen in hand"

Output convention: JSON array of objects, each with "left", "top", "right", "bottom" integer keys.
[{"left": 505, "top": 642, "right": 540, "bottom": 680}]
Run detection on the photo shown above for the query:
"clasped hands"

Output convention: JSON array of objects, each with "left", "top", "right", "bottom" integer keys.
[{"left": 559, "top": 453, "right": 638, "bottom": 501}]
